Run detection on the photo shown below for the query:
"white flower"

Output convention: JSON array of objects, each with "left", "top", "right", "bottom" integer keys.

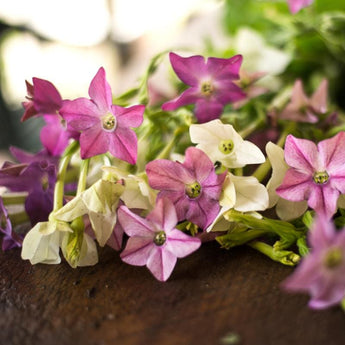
[
  {"left": 54, "top": 178, "right": 124, "bottom": 247},
  {"left": 21, "top": 219, "right": 71, "bottom": 264},
  {"left": 266, "top": 141, "right": 307, "bottom": 220},
  {"left": 190, "top": 119, "right": 265, "bottom": 169},
  {"left": 207, "top": 172, "right": 268, "bottom": 232}
]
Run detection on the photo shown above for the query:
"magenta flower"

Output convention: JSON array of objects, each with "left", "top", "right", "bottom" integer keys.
[
  {"left": 118, "top": 197, "right": 201, "bottom": 281},
  {"left": 280, "top": 79, "right": 329, "bottom": 123},
  {"left": 282, "top": 216, "right": 345, "bottom": 309},
  {"left": 21, "top": 78, "right": 63, "bottom": 122},
  {"left": 146, "top": 147, "right": 226, "bottom": 230},
  {"left": 287, "top": 0, "right": 313, "bottom": 14},
  {"left": 60, "top": 67, "right": 145, "bottom": 163},
  {"left": 162, "top": 52, "right": 245, "bottom": 123},
  {"left": 276, "top": 132, "right": 345, "bottom": 218},
  {"left": 21, "top": 77, "right": 79, "bottom": 156}
]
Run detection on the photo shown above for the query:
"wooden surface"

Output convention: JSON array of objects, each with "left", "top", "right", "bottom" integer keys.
[{"left": 1, "top": 241, "right": 345, "bottom": 345}]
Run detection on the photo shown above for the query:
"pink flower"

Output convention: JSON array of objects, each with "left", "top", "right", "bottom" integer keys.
[
  {"left": 21, "top": 77, "right": 79, "bottom": 156},
  {"left": 118, "top": 198, "right": 201, "bottom": 281},
  {"left": 276, "top": 132, "right": 345, "bottom": 218},
  {"left": 21, "top": 78, "right": 63, "bottom": 122},
  {"left": 287, "top": 0, "right": 313, "bottom": 14},
  {"left": 280, "top": 79, "right": 329, "bottom": 123},
  {"left": 146, "top": 147, "right": 226, "bottom": 230},
  {"left": 162, "top": 52, "right": 245, "bottom": 123},
  {"left": 60, "top": 67, "right": 145, "bottom": 163},
  {"left": 282, "top": 216, "right": 345, "bottom": 309}
]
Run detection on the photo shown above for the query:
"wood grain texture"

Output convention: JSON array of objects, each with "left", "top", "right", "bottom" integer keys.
[{"left": 1, "top": 242, "right": 344, "bottom": 345}]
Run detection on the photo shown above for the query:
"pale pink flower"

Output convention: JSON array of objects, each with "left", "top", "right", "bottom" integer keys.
[
  {"left": 276, "top": 132, "right": 345, "bottom": 218},
  {"left": 287, "top": 0, "right": 314, "bottom": 14},
  {"left": 119, "top": 198, "right": 201, "bottom": 281},
  {"left": 282, "top": 216, "right": 345, "bottom": 309}
]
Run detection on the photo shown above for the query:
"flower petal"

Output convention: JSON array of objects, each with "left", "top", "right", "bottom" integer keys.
[
  {"left": 113, "top": 104, "right": 145, "bottom": 128},
  {"left": 88, "top": 67, "right": 113, "bottom": 114},
  {"left": 194, "top": 99, "right": 223, "bottom": 123},
  {"left": 165, "top": 229, "right": 201, "bottom": 258},
  {"left": 162, "top": 88, "right": 200, "bottom": 111},
  {"left": 206, "top": 55, "right": 243, "bottom": 80},
  {"left": 146, "top": 246, "right": 177, "bottom": 281},
  {"left": 120, "top": 237, "right": 154, "bottom": 266},
  {"left": 169, "top": 52, "right": 206, "bottom": 85},
  {"left": 79, "top": 125, "right": 108, "bottom": 159}
]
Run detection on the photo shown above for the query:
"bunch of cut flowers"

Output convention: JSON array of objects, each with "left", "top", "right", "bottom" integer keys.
[{"left": 1, "top": 0, "right": 345, "bottom": 312}]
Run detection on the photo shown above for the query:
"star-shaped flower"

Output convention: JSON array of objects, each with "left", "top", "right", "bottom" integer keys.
[
  {"left": 276, "top": 132, "right": 345, "bottom": 218},
  {"left": 190, "top": 119, "right": 265, "bottom": 169},
  {"left": 282, "top": 216, "right": 345, "bottom": 309},
  {"left": 162, "top": 52, "right": 245, "bottom": 123},
  {"left": 146, "top": 147, "right": 226, "bottom": 230},
  {"left": 118, "top": 197, "right": 201, "bottom": 281},
  {"left": 287, "top": 0, "right": 314, "bottom": 14},
  {"left": 280, "top": 79, "right": 328, "bottom": 123},
  {"left": 60, "top": 67, "right": 145, "bottom": 163}
]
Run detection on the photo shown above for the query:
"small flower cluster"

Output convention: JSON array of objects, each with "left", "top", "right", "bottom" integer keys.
[{"left": 2, "top": 0, "right": 345, "bottom": 312}]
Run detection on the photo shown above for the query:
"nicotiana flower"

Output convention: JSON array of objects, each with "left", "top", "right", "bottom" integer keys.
[
  {"left": 162, "top": 52, "right": 245, "bottom": 123},
  {"left": 207, "top": 172, "right": 269, "bottom": 232},
  {"left": 0, "top": 197, "right": 22, "bottom": 250},
  {"left": 266, "top": 142, "right": 307, "bottom": 221},
  {"left": 282, "top": 216, "right": 345, "bottom": 309},
  {"left": 21, "top": 77, "right": 63, "bottom": 122},
  {"left": 21, "top": 77, "right": 79, "bottom": 156},
  {"left": 118, "top": 197, "right": 201, "bottom": 281},
  {"left": 287, "top": 0, "right": 313, "bottom": 14},
  {"left": 276, "top": 132, "right": 345, "bottom": 218},
  {"left": 0, "top": 159, "right": 56, "bottom": 225},
  {"left": 146, "top": 147, "right": 226, "bottom": 230},
  {"left": 60, "top": 67, "right": 145, "bottom": 163},
  {"left": 54, "top": 177, "right": 124, "bottom": 247},
  {"left": 280, "top": 79, "right": 329, "bottom": 123},
  {"left": 190, "top": 119, "right": 265, "bottom": 169},
  {"left": 21, "top": 219, "right": 71, "bottom": 264}
]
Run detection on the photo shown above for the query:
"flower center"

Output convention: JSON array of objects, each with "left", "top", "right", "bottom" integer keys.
[
  {"left": 218, "top": 139, "right": 234, "bottom": 155},
  {"left": 323, "top": 247, "right": 343, "bottom": 269},
  {"left": 102, "top": 113, "right": 117, "bottom": 132},
  {"left": 313, "top": 171, "right": 329, "bottom": 184},
  {"left": 153, "top": 231, "right": 166, "bottom": 246},
  {"left": 185, "top": 181, "right": 202, "bottom": 198},
  {"left": 201, "top": 81, "right": 214, "bottom": 97}
]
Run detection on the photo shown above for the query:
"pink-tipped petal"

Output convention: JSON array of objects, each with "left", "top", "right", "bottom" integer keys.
[
  {"left": 79, "top": 126, "right": 108, "bottom": 159},
  {"left": 308, "top": 185, "right": 339, "bottom": 219}
]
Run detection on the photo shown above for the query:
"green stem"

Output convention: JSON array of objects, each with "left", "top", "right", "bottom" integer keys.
[
  {"left": 53, "top": 141, "right": 79, "bottom": 212},
  {"left": 248, "top": 241, "right": 300, "bottom": 266},
  {"left": 156, "top": 126, "right": 187, "bottom": 160},
  {"left": 76, "top": 158, "right": 90, "bottom": 196},
  {"left": 239, "top": 117, "right": 264, "bottom": 139},
  {"left": 216, "top": 228, "right": 267, "bottom": 249}
]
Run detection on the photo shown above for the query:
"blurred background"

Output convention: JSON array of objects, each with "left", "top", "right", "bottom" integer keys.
[
  {"left": 1, "top": 0, "right": 345, "bottom": 157},
  {"left": 0, "top": 0, "right": 224, "bottom": 155}
]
